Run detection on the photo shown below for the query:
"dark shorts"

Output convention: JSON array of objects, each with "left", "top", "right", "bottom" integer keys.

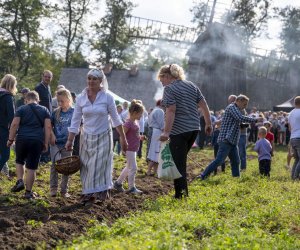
[{"left": 15, "top": 139, "right": 43, "bottom": 170}]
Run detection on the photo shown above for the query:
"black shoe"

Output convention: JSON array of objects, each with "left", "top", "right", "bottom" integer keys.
[{"left": 11, "top": 179, "right": 25, "bottom": 192}]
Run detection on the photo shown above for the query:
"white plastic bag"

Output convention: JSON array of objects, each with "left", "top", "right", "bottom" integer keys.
[{"left": 157, "top": 141, "right": 182, "bottom": 180}]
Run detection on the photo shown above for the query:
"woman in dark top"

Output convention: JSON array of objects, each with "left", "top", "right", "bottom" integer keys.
[
  {"left": 0, "top": 74, "right": 17, "bottom": 175},
  {"left": 8, "top": 91, "right": 51, "bottom": 199},
  {"left": 158, "top": 64, "right": 212, "bottom": 199}
]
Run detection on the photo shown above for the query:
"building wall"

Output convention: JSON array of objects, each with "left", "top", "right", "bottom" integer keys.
[{"left": 59, "top": 68, "right": 161, "bottom": 109}]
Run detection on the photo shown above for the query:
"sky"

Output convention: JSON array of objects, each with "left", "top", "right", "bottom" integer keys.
[{"left": 130, "top": 0, "right": 300, "bottom": 51}]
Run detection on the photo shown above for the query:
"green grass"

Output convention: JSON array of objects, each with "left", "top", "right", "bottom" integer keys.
[{"left": 58, "top": 146, "right": 300, "bottom": 250}]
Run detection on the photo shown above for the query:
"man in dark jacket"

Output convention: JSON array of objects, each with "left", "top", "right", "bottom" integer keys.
[
  {"left": 34, "top": 70, "right": 53, "bottom": 163},
  {"left": 34, "top": 70, "right": 53, "bottom": 113}
]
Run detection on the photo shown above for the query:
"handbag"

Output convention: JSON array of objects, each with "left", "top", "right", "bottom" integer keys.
[{"left": 157, "top": 141, "right": 182, "bottom": 180}]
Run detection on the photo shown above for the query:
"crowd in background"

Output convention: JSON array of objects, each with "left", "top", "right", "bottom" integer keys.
[{"left": 0, "top": 64, "right": 297, "bottom": 203}]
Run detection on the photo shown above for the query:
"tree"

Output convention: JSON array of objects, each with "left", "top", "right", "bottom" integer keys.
[
  {"left": 190, "top": 1, "right": 211, "bottom": 30},
  {"left": 0, "top": 0, "right": 45, "bottom": 77},
  {"left": 51, "top": 0, "right": 93, "bottom": 67},
  {"left": 279, "top": 6, "right": 300, "bottom": 60},
  {"left": 223, "top": 0, "right": 270, "bottom": 45},
  {"left": 91, "top": 0, "right": 136, "bottom": 68}
]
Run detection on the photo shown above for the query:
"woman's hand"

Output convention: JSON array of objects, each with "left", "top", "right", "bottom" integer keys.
[
  {"left": 42, "top": 143, "right": 48, "bottom": 153},
  {"left": 65, "top": 140, "right": 73, "bottom": 151},
  {"left": 159, "top": 132, "right": 169, "bottom": 142},
  {"left": 120, "top": 136, "right": 128, "bottom": 154},
  {"left": 50, "top": 134, "right": 56, "bottom": 146},
  {"left": 205, "top": 124, "right": 213, "bottom": 135},
  {"left": 6, "top": 140, "right": 14, "bottom": 147}
]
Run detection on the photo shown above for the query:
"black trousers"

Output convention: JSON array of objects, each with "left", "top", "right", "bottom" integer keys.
[
  {"left": 259, "top": 159, "right": 271, "bottom": 177},
  {"left": 169, "top": 130, "right": 198, "bottom": 198}
]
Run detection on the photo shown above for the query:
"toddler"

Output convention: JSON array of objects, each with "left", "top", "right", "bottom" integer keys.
[
  {"left": 254, "top": 126, "right": 272, "bottom": 177},
  {"left": 114, "top": 99, "right": 144, "bottom": 194}
]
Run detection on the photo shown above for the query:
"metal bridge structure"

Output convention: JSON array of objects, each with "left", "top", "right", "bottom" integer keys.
[{"left": 125, "top": 0, "right": 290, "bottom": 84}]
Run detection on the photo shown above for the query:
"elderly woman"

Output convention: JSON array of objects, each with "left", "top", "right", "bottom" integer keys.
[
  {"left": 158, "top": 64, "right": 212, "bottom": 199},
  {"left": 0, "top": 74, "right": 17, "bottom": 178},
  {"left": 65, "top": 69, "right": 128, "bottom": 205}
]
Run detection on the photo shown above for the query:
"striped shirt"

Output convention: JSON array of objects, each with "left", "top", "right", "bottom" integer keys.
[
  {"left": 218, "top": 103, "right": 256, "bottom": 145},
  {"left": 162, "top": 79, "right": 204, "bottom": 135}
]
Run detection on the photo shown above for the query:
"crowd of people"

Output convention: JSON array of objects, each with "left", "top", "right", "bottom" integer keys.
[{"left": 0, "top": 64, "right": 299, "bottom": 204}]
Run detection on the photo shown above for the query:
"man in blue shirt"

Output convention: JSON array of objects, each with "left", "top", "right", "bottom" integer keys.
[{"left": 198, "top": 95, "right": 258, "bottom": 179}]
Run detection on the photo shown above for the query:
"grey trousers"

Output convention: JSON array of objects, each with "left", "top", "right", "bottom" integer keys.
[
  {"left": 291, "top": 138, "right": 300, "bottom": 180},
  {"left": 50, "top": 145, "right": 71, "bottom": 193}
]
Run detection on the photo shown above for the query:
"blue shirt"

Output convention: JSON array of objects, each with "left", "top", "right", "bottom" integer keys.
[
  {"left": 51, "top": 107, "right": 74, "bottom": 146},
  {"left": 218, "top": 103, "right": 256, "bottom": 145},
  {"left": 15, "top": 103, "right": 51, "bottom": 143},
  {"left": 254, "top": 138, "right": 272, "bottom": 161}
]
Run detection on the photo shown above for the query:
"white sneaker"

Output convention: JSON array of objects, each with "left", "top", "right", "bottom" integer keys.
[{"left": 127, "top": 187, "right": 143, "bottom": 194}]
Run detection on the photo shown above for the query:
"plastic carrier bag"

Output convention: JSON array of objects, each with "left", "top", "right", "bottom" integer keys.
[{"left": 157, "top": 141, "right": 182, "bottom": 180}]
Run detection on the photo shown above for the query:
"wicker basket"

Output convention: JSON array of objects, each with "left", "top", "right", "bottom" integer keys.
[{"left": 54, "top": 149, "right": 81, "bottom": 175}]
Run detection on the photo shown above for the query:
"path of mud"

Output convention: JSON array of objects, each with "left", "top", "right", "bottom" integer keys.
[{"left": 0, "top": 151, "right": 211, "bottom": 250}]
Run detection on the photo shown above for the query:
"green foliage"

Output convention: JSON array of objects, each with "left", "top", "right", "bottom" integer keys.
[
  {"left": 91, "top": 0, "right": 137, "bottom": 68},
  {"left": 27, "top": 219, "right": 44, "bottom": 228},
  {"left": 51, "top": 0, "right": 93, "bottom": 67},
  {"left": 0, "top": 0, "right": 46, "bottom": 78},
  {"left": 279, "top": 6, "right": 300, "bottom": 60},
  {"left": 190, "top": 1, "right": 211, "bottom": 30},
  {"left": 60, "top": 147, "right": 300, "bottom": 249},
  {"left": 223, "top": 0, "right": 270, "bottom": 45}
]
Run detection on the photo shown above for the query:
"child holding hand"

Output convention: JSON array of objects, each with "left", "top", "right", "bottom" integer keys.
[
  {"left": 254, "top": 126, "right": 272, "bottom": 177},
  {"left": 114, "top": 99, "right": 144, "bottom": 194}
]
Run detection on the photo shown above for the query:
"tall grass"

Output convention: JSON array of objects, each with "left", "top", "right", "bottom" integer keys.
[{"left": 60, "top": 146, "right": 300, "bottom": 249}]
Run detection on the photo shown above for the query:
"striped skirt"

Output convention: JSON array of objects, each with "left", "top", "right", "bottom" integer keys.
[{"left": 79, "top": 129, "right": 113, "bottom": 194}]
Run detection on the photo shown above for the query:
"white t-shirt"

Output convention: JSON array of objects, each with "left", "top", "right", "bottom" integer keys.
[{"left": 288, "top": 108, "right": 300, "bottom": 139}]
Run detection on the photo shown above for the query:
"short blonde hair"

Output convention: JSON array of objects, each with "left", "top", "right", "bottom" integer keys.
[
  {"left": 43, "top": 70, "right": 53, "bottom": 78},
  {"left": 157, "top": 64, "right": 185, "bottom": 80},
  {"left": 258, "top": 126, "right": 267, "bottom": 136},
  {"left": 25, "top": 91, "right": 40, "bottom": 102},
  {"left": 294, "top": 96, "right": 300, "bottom": 106}
]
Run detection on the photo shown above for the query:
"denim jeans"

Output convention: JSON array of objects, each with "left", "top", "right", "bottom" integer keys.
[
  {"left": 202, "top": 141, "right": 240, "bottom": 178},
  {"left": 238, "top": 134, "right": 247, "bottom": 170},
  {"left": 290, "top": 138, "right": 300, "bottom": 180}
]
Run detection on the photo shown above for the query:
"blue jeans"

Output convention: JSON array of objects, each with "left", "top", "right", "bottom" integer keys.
[
  {"left": 238, "top": 135, "right": 247, "bottom": 170},
  {"left": 291, "top": 138, "right": 300, "bottom": 180},
  {"left": 202, "top": 141, "right": 240, "bottom": 178},
  {"left": 0, "top": 128, "right": 10, "bottom": 171}
]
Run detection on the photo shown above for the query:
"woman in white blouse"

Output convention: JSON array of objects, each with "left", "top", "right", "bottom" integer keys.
[{"left": 65, "top": 69, "right": 128, "bottom": 205}]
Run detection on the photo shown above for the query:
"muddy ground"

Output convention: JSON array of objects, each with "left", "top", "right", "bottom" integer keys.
[{"left": 0, "top": 151, "right": 211, "bottom": 250}]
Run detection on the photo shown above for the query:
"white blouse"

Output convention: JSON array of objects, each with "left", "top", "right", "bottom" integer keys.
[{"left": 68, "top": 88, "right": 122, "bottom": 135}]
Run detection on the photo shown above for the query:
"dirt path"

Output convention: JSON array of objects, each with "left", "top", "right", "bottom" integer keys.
[{"left": 0, "top": 151, "right": 211, "bottom": 250}]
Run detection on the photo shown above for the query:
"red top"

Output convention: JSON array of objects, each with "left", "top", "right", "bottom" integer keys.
[{"left": 266, "top": 132, "right": 274, "bottom": 143}]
